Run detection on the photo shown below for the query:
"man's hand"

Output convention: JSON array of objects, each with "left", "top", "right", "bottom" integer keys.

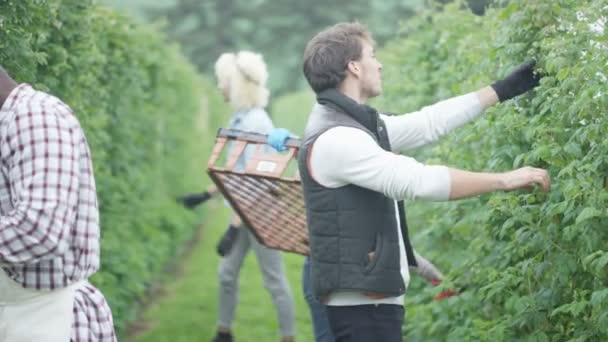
[
  {"left": 267, "top": 128, "right": 291, "bottom": 152},
  {"left": 491, "top": 60, "right": 542, "bottom": 102},
  {"left": 500, "top": 167, "right": 551, "bottom": 192}
]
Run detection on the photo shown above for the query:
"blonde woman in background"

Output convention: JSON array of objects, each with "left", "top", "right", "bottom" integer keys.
[{"left": 211, "top": 51, "right": 296, "bottom": 342}]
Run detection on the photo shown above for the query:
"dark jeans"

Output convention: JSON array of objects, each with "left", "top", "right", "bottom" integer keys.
[
  {"left": 326, "top": 304, "right": 405, "bottom": 342},
  {"left": 303, "top": 257, "right": 334, "bottom": 342}
]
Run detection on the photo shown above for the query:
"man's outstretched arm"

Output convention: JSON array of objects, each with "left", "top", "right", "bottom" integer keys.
[
  {"left": 447, "top": 166, "right": 550, "bottom": 200},
  {"left": 383, "top": 61, "right": 541, "bottom": 152},
  {"left": 309, "top": 127, "right": 550, "bottom": 202}
]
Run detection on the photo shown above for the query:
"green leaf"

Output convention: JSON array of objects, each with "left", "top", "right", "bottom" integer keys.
[
  {"left": 551, "top": 301, "right": 589, "bottom": 317},
  {"left": 593, "top": 253, "right": 608, "bottom": 273},
  {"left": 591, "top": 289, "right": 608, "bottom": 307},
  {"left": 556, "top": 68, "right": 570, "bottom": 81},
  {"left": 575, "top": 207, "right": 603, "bottom": 224}
]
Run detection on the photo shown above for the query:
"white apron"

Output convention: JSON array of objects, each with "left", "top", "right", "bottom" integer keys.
[{"left": 0, "top": 267, "right": 78, "bottom": 342}]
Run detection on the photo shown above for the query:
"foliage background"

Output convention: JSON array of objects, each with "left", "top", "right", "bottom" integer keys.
[
  {"left": 374, "top": 0, "right": 608, "bottom": 340},
  {"left": 101, "top": 0, "right": 438, "bottom": 96},
  {"left": 1, "top": 0, "right": 606, "bottom": 340},
  {"left": 0, "top": 0, "right": 230, "bottom": 333}
]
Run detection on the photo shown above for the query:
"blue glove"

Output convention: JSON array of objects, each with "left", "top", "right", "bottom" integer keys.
[{"left": 267, "top": 128, "right": 291, "bottom": 152}]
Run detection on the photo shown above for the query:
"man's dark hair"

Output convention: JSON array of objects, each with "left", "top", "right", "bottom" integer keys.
[{"left": 302, "top": 22, "right": 374, "bottom": 94}]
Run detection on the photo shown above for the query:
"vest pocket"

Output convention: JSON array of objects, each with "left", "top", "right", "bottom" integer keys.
[{"left": 363, "top": 233, "right": 383, "bottom": 274}]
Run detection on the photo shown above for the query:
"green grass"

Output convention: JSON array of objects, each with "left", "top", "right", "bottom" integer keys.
[
  {"left": 120, "top": 90, "right": 317, "bottom": 342},
  {"left": 128, "top": 200, "right": 313, "bottom": 342}
]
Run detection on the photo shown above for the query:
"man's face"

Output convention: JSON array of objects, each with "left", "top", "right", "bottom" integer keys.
[{"left": 355, "top": 39, "right": 383, "bottom": 100}]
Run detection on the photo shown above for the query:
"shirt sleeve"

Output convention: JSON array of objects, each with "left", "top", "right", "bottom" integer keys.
[
  {"left": 409, "top": 251, "right": 444, "bottom": 282},
  {"left": 309, "top": 127, "right": 451, "bottom": 201},
  {"left": 0, "top": 107, "right": 80, "bottom": 265},
  {"left": 381, "top": 92, "right": 484, "bottom": 152}
]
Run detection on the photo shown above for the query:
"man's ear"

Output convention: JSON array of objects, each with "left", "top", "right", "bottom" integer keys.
[{"left": 346, "top": 61, "right": 360, "bottom": 78}]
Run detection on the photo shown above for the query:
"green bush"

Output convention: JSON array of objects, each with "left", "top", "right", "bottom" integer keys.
[
  {"left": 375, "top": 0, "right": 607, "bottom": 340},
  {"left": 0, "top": 0, "right": 229, "bottom": 333},
  {"left": 271, "top": 89, "right": 315, "bottom": 136}
]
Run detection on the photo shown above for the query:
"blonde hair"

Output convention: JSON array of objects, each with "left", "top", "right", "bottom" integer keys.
[{"left": 214, "top": 51, "right": 270, "bottom": 110}]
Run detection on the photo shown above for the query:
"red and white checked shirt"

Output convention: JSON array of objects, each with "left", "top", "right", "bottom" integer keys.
[{"left": 0, "top": 84, "right": 116, "bottom": 341}]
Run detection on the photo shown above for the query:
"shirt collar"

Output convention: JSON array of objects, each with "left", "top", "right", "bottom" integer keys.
[{"left": 0, "top": 84, "right": 32, "bottom": 118}]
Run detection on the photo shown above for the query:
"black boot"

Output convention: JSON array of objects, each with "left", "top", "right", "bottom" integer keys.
[{"left": 212, "top": 331, "right": 233, "bottom": 342}]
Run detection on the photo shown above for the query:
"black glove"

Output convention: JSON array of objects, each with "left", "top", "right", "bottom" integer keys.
[
  {"left": 177, "top": 191, "right": 213, "bottom": 209},
  {"left": 216, "top": 224, "right": 240, "bottom": 257},
  {"left": 491, "top": 60, "right": 541, "bottom": 102}
]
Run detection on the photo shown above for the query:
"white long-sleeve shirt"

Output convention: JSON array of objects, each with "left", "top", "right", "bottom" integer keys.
[{"left": 308, "top": 92, "right": 484, "bottom": 306}]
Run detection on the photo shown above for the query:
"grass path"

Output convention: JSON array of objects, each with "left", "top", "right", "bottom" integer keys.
[{"left": 126, "top": 201, "right": 314, "bottom": 342}]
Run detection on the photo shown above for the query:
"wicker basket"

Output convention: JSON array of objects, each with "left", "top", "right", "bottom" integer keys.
[{"left": 207, "top": 128, "right": 309, "bottom": 255}]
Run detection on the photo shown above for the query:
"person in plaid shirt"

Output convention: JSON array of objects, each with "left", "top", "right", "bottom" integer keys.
[{"left": 0, "top": 66, "right": 116, "bottom": 341}]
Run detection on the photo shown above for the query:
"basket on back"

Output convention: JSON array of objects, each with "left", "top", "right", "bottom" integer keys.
[{"left": 207, "top": 128, "right": 309, "bottom": 255}]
